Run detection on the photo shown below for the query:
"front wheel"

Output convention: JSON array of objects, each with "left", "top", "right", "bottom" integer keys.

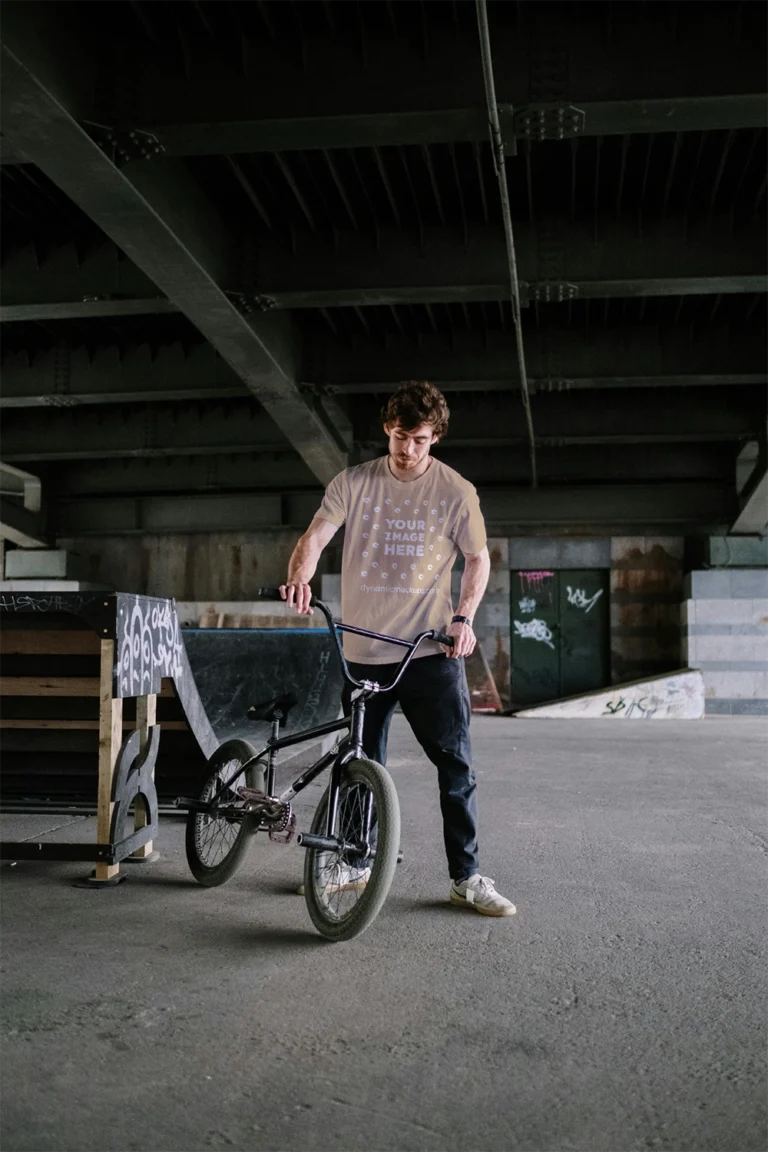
[
  {"left": 185, "top": 738, "right": 262, "bottom": 887},
  {"left": 303, "top": 758, "right": 400, "bottom": 943}
]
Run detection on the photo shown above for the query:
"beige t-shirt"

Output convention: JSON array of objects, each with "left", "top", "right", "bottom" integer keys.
[{"left": 316, "top": 456, "right": 486, "bottom": 663}]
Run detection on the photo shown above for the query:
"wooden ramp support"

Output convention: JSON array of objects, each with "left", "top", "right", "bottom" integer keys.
[{"left": 0, "top": 592, "right": 219, "bottom": 883}]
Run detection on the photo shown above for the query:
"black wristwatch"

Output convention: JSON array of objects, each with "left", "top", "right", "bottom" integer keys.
[{"left": 452, "top": 614, "right": 473, "bottom": 627}]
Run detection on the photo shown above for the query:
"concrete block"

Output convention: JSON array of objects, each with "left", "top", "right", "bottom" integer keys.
[
  {"left": 486, "top": 537, "right": 509, "bottom": 569},
  {"left": 509, "top": 536, "right": 610, "bottom": 571},
  {"left": 708, "top": 535, "right": 768, "bottom": 568},
  {"left": 643, "top": 536, "right": 685, "bottom": 560},
  {"left": 0, "top": 579, "right": 111, "bottom": 592},
  {"left": 4, "top": 550, "right": 86, "bottom": 580},
  {"left": 702, "top": 670, "right": 760, "bottom": 698},
  {"left": 725, "top": 698, "right": 768, "bottom": 715},
  {"left": 752, "top": 599, "right": 768, "bottom": 620},
  {"left": 610, "top": 536, "right": 640, "bottom": 561},
  {"left": 475, "top": 601, "right": 508, "bottom": 629},
  {"left": 693, "top": 599, "right": 757, "bottom": 625},
  {"left": 727, "top": 635, "right": 755, "bottom": 663},
  {"left": 321, "top": 574, "right": 342, "bottom": 601},
  {"left": 685, "top": 571, "right": 733, "bottom": 599},
  {"left": 485, "top": 566, "right": 510, "bottom": 598},
  {"left": 729, "top": 570, "right": 768, "bottom": 599},
  {"left": 755, "top": 632, "right": 768, "bottom": 661},
  {"left": 695, "top": 635, "right": 755, "bottom": 662}
]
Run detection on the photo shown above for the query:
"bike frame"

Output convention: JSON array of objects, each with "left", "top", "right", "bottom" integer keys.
[{"left": 190, "top": 597, "right": 451, "bottom": 846}]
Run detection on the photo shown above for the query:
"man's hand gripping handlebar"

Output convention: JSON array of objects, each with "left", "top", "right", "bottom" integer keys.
[{"left": 278, "top": 581, "right": 313, "bottom": 615}]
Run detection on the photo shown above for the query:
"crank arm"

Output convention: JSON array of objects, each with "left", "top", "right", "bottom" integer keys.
[{"left": 296, "top": 832, "right": 368, "bottom": 853}]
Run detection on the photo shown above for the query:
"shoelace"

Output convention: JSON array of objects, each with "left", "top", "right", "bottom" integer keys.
[{"left": 454, "top": 876, "right": 499, "bottom": 895}]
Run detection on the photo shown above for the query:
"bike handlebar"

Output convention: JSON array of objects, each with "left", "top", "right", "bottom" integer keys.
[{"left": 256, "top": 586, "right": 454, "bottom": 693}]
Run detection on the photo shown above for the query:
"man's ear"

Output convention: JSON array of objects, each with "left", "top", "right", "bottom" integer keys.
[
  {"left": 383, "top": 423, "right": 391, "bottom": 436},
  {"left": 431, "top": 434, "right": 440, "bottom": 446}
]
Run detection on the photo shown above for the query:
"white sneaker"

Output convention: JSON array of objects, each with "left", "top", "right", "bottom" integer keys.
[
  {"left": 296, "top": 864, "right": 371, "bottom": 897},
  {"left": 450, "top": 874, "right": 516, "bottom": 917}
]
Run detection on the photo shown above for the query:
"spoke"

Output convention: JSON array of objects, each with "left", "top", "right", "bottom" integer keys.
[
  {"left": 194, "top": 763, "right": 245, "bottom": 867},
  {"left": 310, "top": 779, "right": 377, "bottom": 921}
]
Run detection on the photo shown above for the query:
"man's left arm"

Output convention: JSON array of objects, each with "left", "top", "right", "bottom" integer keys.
[{"left": 444, "top": 545, "right": 491, "bottom": 658}]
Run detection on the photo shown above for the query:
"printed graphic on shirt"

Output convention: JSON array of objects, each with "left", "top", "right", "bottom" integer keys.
[
  {"left": 358, "top": 495, "right": 447, "bottom": 591},
  {"left": 316, "top": 456, "right": 486, "bottom": 663}
]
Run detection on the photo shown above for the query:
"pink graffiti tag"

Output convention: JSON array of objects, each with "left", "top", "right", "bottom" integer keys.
[{"left": 519, "top": 570, "right": 554, "bottom": 593}]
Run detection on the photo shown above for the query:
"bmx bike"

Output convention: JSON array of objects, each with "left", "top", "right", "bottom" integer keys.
[{"left": 177, "top": 587, "right": 454, "bottom": 942}]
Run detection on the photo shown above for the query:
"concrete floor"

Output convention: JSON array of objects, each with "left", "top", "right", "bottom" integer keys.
[{"left": 1, "top": 716, "right": 766, "bottom": 1152}]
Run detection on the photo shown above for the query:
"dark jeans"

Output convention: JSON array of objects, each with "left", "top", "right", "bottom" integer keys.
[{"left": 343, "top": 654, "right": 479, "bottom": 882}]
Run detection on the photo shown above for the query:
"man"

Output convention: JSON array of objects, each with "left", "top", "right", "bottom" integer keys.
[{"left": 281, "top": 380, "right": 515, "bottom": 917}]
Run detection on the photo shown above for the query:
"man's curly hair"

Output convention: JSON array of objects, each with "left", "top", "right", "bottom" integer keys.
[{"left": 381, "top": 381, "right": 450, "bottom": 439}]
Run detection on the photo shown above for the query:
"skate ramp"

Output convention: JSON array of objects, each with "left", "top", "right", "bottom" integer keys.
[{"left": 514, "top": 669, "right": 705, "bottom": 719}]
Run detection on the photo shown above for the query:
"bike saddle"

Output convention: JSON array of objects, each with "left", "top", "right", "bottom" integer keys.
[{"left": 247, "top": 691, "right": 298, "bottom": 726}]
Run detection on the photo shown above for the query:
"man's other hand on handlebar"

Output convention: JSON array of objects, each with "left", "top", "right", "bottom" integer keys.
[
  {"left": 280, "top": 582, "right": 314, "bottom": 615},
  {"left": 444, "top": 619, "right": 476, "bottom": 659}
]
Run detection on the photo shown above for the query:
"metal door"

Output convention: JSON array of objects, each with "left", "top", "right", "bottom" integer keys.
[{"left": 510, "top": 569, "right": 609, "bottom": 707}]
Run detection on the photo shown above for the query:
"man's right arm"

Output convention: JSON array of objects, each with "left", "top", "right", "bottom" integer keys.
[{"left": 280, "top": 516, "right": 340, "bottom": 615}]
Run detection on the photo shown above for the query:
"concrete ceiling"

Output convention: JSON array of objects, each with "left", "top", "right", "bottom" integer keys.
[{"left": 0, "top": 0, "right": 766, "bottom": 537}]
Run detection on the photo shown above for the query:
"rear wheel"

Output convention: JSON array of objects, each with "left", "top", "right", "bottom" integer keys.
[
  {"left": 185, "top": 738, "right": 262, "bottom": 886},
  {"left": 303, "top": 758, "right": 400, "bottom": 942}
]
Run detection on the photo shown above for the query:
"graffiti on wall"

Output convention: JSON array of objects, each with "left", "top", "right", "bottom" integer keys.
[
  {"left": 513, "top": 618, "right": 556, "bottom": 650},
  {"left": 601, "top": 679, "right": 698, "bottom": 719},
  {"left": 566, "top": 586, "right": 604, "bottom": 613},
  {"left": 518, "top": 571, "right": 554, "bottom": 594}
]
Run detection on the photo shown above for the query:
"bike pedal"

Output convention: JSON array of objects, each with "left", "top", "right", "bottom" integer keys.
[{"left": 237, "top": 786, "right": 267, "bottom": 803}]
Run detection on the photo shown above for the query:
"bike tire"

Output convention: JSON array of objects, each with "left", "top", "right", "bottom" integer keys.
[
  {"left": 303, "top": 757, "right": 400, "bottom": 943},
  {"left": 185, "top": 738, "right": 261, "bottom": 887}
]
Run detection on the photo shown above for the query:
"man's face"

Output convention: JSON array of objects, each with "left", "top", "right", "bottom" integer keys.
[{"left": 384, "top": 421, "right": 438, "bottom": 472}]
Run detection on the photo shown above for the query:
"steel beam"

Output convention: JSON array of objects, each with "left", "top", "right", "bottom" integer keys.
[
  {"left": 239, "top": 222, "right": 767, "bottom": 309},
  {"left": 0, "top": 7, "right": 345, "bottom": 485},
  {"left": 731, "top": 439, "right": 768, "bottom": 534},
  {"left": 476, "top": 483, "right": 735, "bottom": 532},
  {"left": 51, "top": 482, "right": 735, "bottom": 537},
  {"left": 43, "top": 442, "right": 735, "bottom": 498},
  {"left": 43, "top": 454, "right": 317, "bottom": 496},
  {"left": 0, "top": 401, "right": 291, "bottom": 462},
  {"left": 3, "top": 327, "right": 763, "bottom": 407},
  {"left": 350, "top": 387, "right": 764, "bottom": 446},
  {"left": 309, "top": 327, "right": 767, "bottom": 390},
  {"left": 94, "top": 96, "right": 766, "bottom": 156},
  {"left": 0, "top": 498, "right": 46, "bottom": 547},
  {"left": 0, "top": 241, "right": 178, "bottom": 322},
  {"left": 0, "top": 345, "right": 246, "bottom": 408},
  {"left": 2, "top": 389, "right": 761, "bottom": 462},
  {"left": 3, "top": 220, "right": 764, "bottom": 321},
  {"left": 84, "top": 11, "right": 766, "bottom": 152}
]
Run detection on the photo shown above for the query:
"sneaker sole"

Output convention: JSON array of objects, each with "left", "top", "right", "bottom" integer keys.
[{"left": 449, "top": 892, "right": 517, "bottom": 917}]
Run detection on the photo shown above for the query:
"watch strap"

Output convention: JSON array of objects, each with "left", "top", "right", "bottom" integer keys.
[{"left": 451, "top": 614, "right": 473, "bottom": 626}]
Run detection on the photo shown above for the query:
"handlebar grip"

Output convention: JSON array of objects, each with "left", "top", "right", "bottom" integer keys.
[
  {"left": 431, "top": 630, "right": 455, "bottom": 648},
  {"left": 256, "top": 586, "right": 316, "bottom": 606},
  {"left": 256, "top": 586, "right": 284, "bottom": 602}
]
